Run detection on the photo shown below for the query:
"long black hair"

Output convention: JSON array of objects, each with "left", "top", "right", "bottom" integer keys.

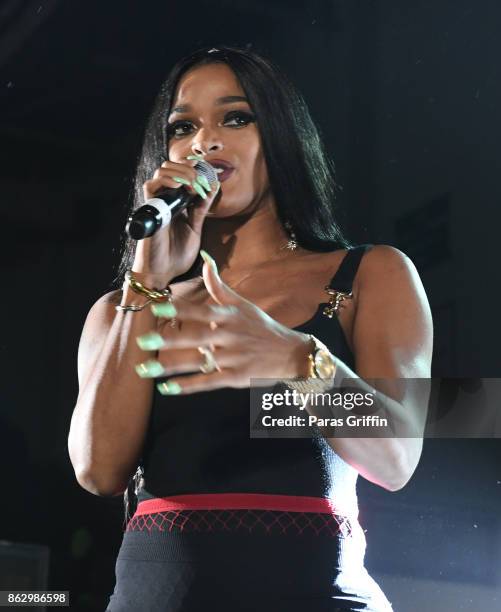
[
  {"left": 118, "top": 45, "right": 352, "bottom": 524},
  {"left": 112, "top": 44, "right": 351, "bottom": 291}
]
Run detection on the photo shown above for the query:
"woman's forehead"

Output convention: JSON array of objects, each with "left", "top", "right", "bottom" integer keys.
[{"left": 173, "top": 63, "right": 244, "bottom": 105}]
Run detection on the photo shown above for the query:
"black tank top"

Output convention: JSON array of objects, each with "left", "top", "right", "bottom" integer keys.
[{"left": 137, "top": 245, "right": 372, "bottom": 517}]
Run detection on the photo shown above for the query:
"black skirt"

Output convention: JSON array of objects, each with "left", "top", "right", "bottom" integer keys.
[{"left": 105, "top": 510, "right": 393, "bottom": 612}]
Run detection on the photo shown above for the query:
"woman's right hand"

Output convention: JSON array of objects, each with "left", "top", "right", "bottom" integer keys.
[{"left": 132, "top": 157, "right": 220, "bottom": 284}]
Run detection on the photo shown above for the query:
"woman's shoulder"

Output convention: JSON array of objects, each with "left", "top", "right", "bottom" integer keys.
[
  {"left": 314, "top": 243, "right": 409, "bottom": 261},
  {"left": 355, "top": 244, "right": 416, "bottom": 277},
  {"left": 308, "top": 243, "right": 416, "bottom": 291},
  {"left": 345, "top": 244, "right": 423, "bottom": 301},
  {"left": 309, "top": 243, "right": 411, "bottom": 268}
]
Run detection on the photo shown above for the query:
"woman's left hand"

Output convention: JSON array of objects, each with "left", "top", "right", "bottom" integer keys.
[{"left": 134, "top": 251, "right": 312, "bottom": 395}]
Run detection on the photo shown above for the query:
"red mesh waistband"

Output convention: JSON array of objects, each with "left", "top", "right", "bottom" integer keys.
[
  {"left": 126, "top": 494, "right": 357, "bottom": 537},
  {"left": 134, "top": 493, "right": 355, "bottom": 516}
]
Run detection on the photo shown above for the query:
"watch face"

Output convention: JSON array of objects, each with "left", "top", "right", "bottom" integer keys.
[{"left": 314, "top": 349, "right": 337, "bottom": 379}]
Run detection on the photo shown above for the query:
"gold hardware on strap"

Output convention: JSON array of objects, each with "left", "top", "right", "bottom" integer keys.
[{"left": 322, "top": 287, "right": 353, "bottom": 318}]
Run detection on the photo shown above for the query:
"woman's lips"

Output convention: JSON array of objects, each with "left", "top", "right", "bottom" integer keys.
[
  {"left": 216, "top": 167, "right": 234, "bottom": 183},
  {"left": 210, "top": 159, "right": 235, "bottom": 183}
]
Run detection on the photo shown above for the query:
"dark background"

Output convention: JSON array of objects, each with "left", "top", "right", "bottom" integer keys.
[{"left": 1, "top": 1, "right": 500, "bottom": 610}]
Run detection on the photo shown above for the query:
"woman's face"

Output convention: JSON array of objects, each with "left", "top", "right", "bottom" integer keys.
[{"left": 167, "top": 62, "right": 271, "bottom": 217}]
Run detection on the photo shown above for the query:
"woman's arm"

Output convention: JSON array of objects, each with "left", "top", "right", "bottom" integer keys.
[
  {"left": 68, "top": 279, "right": 167, "bottom": 497},
  {"left": 319, "top": 245, "right": 433, "bottom": 491}
]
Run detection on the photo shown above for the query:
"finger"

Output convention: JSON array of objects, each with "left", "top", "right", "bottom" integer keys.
[
  {"left": 151, "top": 167, "right": 201, "bottom": 197},
  {"left": 135, "top": 348, "right": 205, "bottom": 377},
  {"left": 158, "top": 317, "right": 218, "bottom": 341},
  {"left": 159, "top": 158, "right": 201, "bottom": 177},
  {"left": 151, "top": 301, "right": 241, "bottom": 326},
  {"left": 155, "top": 370, "right": 241, "bottom": 395},
  {"left": 159, "top": 322, "right": 229, "bottom": 350},
  {"left": 200, "top": 250, "right": 245, "bottom": 307},
  {"left": 143, "top": 176, "right": 189, "bottom": 199},
  {"left": 153, "top": 168, "right": 211, "bottom": 200},
  {"left": 154, "top": 318, "right": 212, "bottom": 345},
  {"left": 155, "top": 346, "right": 238, "bottom": 376},
  {"left": 147, "top": 167, "right": 211, "bottom": 200},
  {"left": 157, "top": 162, "right": 215, "bottom": 200},
  {"left": 153, "top": 165, "right": 196, "bottom": 182},
  {"left": 140, "top": 315, "right": 224, "bottom": 350},
  {"left": 161, "top": 157, "right": 199, "bottom": 170},
  {"left": 186, "top": 181, "right": 221, "bottom": 232}
]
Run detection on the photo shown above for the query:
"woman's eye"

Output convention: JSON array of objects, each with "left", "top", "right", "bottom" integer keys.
[
  {"left": 166, "top": 121, "right": 193, "bottom": 138},
  {"left": 167, "top": 111, "right": 256, "bottom": 139},
  {"left": 223, "top": 111, "right": 256, "bottom": 127}
]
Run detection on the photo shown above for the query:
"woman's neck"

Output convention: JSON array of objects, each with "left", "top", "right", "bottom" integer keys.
[{"left": 202, "top": 204, "right": 302, "bottom": 276}]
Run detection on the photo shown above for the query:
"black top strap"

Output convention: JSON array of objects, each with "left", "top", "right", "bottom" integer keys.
[{"left": 327, "top": 244, "right": 373, "bottom": 292}]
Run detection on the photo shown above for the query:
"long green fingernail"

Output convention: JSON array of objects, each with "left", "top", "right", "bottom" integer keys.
[
  {"left": 173, "top": 176, "right": 191, "bottom": 186},
  {"left": 200, "top": 250, "right": 219, "bottom": 275},
  {"left": 210, "top": 305, "right": 238, "bottom": 315},
  {"left": 136, "top": 331, "right": 166, "bottom": 350},
  {"left": 156, "top": 380, "right": 182, "bottom": 395},
  {"left": 150, "top": 302, "right": 177, "bottom": 318},
  {"left": 192, "top": 180, "right": 207, "bottom": 199},
  {"left": 196, "top": 175, "right": 211, "bottom": 191},
  {"left": 186, "top": 154, "right": 205, "bottom": 161},
  {"left": 135, "top": 360, "right": 165, "bottom": 378}
]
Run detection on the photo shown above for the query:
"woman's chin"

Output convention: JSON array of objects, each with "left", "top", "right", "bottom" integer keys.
[{"left": 206, "top": 196, "right": 246, "bottom": 218}]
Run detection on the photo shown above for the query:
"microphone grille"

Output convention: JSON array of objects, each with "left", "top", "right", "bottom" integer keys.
[{"left": 193, "top": 160, "right": 219, "bottom": 185}]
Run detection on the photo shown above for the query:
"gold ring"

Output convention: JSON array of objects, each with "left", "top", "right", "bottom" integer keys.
[{"left": 197, "top": 346, "right": 220, "bottom": 374}]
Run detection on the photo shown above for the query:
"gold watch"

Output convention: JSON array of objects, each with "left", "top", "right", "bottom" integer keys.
[{"left": 287, "top": 334, "right": 337, "bottom": 393}]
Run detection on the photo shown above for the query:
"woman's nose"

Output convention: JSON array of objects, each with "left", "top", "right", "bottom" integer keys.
[{"left": 191, "top": 134, "right": 223, "bottom": 157}]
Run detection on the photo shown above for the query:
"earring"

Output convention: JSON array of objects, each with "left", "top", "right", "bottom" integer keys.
[{"left": 283, "top": 220, "right": 298, "bottom": 251}]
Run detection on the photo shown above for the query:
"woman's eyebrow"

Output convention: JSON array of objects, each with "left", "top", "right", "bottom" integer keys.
[{"left": 171, "top": 96, "right": 249, "bottom": 115}]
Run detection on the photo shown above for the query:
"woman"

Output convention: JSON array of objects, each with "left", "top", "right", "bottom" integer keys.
[{"left": 68, "top": 46, "right": 432, "bottom": 611}]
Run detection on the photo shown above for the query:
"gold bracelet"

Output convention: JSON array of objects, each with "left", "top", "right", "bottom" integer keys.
[
  {"left": 115, "top": 299, "right": 154, "bottom": 313},
  {"left": 115, "top": 269, "right": 173, "bottom": 313},
  {"left": 125, "top": 269, "right": 172, "bottom": 301}
]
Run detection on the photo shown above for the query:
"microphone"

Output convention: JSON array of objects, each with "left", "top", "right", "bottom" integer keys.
[{"left": 126, "top": 160, "right": 218, "bottom": 240}]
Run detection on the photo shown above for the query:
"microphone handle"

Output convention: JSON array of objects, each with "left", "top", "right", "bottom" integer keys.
[
  {"left": 126, "top": 187, "right": 197, "bottom": 240},
  {"left": 155, "top": 186, "right": 197, "bottom": 220}
]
